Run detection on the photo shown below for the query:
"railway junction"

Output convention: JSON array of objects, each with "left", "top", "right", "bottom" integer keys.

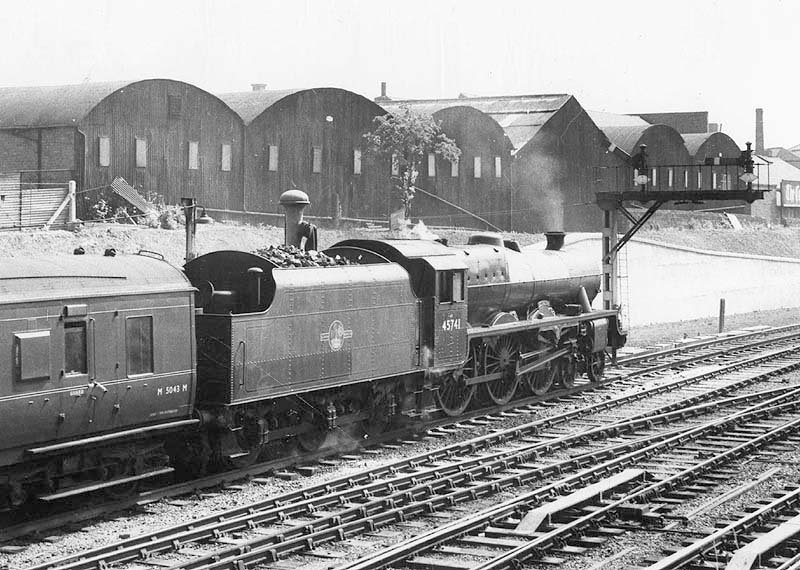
[
  {"left": 1, "top": 324, "right": 800, "bottom": 569},
  {"left": 2, "top": 145, "right": 799, "bottom": 570}
]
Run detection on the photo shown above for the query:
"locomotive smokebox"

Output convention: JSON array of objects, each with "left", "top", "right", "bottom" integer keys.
[
  {"left": 544, "top": 231, "right": 566, "bottom": 251},
  {"left": 279, "top": 189, "right": 311, "bottom": 248}
]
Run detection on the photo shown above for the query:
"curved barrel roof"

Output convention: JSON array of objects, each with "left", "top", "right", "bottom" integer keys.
[
  {"left": 385, "top": 94, "right": 572, "bottom": 154},
  {"left": 0, "top": 80, "right": 132, "bottom": 128},
  {"left": 219, "top": 87, "right": 385, "bottom": 125},
  {"left": 0, "top": 79, "right": 241, "bottom": 129},
  {"left": 0, "top": 254, "right": 192, "bottom": 304}
]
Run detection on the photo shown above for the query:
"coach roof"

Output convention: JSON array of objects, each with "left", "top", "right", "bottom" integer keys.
[{"left": 0, "top": 254, "right": 193, "bottom": 304}]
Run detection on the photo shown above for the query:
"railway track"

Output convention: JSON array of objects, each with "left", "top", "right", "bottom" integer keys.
[
  {"left": 4, "top": 325, "right": 799, "bottom": 545},
  {"left": 21, "top": 333, "right": 800, "bottom": 570}
]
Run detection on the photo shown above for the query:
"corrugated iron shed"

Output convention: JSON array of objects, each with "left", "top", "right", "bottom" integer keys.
[
  {"left": 587, "top": 111, "right": 650, "bottom": 128},
  {"left": 0, "top": 81, "right": 132, "bottom": 128},
  {"left": 601, "top": 125, "right": 652, "bottom": 155},
  {"left": 217, "top": 89, "right": 302, "bottom": 124},
  {"left": 385, "top": 94, "right": 571, "bottom": 154}
]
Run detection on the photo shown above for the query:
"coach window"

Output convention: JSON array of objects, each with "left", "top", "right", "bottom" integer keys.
[
  {"left": 473, "top": 156, "right": 482, "bottom": 178},
  {"left": 126, "top": 316, "right": 154, "bottom": 376},
  {"left": 64, "top": 321, "right": 87, "bottom": 375}
]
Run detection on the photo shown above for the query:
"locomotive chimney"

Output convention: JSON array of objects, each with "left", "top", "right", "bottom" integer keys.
[
  {"left": 279, "top": 189, "right": 311, "bottom": 248},
  {"left": 755, "top": 108, "right": 765, "bottom": 154},
  {"left": 544, "top": 231, "right": 566, "bottom": 251}
]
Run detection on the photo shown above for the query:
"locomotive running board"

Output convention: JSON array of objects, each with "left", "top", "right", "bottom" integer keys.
[
  {"left": 25, "top": 418, "right": 200, "bottom": 456},
  {"left": 37, "top": 467, "right": 175, "bottom": 502},
  {"left": 466, "top": 309, "right": 619, "bottom": 341}
]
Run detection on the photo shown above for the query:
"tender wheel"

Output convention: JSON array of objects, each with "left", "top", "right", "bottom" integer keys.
[
  {"left": 437, "top": 354, "right": 476, "bottom": 417},
  {"left": 527, "top": 363, "right": 557, "bottom": 396},
  {"left": 483, "top": 337, "right": 521, "bottom": 405},
  {"left": 558, "top": 356, "right": 577, "bottom": 389},
  {"left": 586, "top": 351, "right": 606, "bottom": 382}
]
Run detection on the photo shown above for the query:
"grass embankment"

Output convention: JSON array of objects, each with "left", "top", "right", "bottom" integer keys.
[{"left": 2, "top": 221, "right": 798, "bottom": 348}]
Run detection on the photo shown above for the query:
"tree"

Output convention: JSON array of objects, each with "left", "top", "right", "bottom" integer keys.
[{"left": 363, "top": 104, "right": 461, "bottom": 219}]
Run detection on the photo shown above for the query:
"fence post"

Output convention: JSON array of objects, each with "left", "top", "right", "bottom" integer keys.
[
  {"left": 718, "top": 298, "right": 726, "bottom": 333},
  {"left": 68, "top": 181, "right": 77, "bottom": 223}
]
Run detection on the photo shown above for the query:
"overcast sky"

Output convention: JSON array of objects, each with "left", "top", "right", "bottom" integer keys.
[{"left": 2, "top": 0, "right": 794, "bottom": 148}]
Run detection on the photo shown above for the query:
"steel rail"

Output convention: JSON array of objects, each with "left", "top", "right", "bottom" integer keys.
[
  {"left": 33, "top": 347, "right": 800, "bottom": 570},
  {"left": 614, "top": 323, "right": 800, "bottom": 367},
  {"left": 149, "top": 389, "right": 800, "bottom": 570},
  {"left": 338, "top": 398, "right": 800, "bottom": 570}
]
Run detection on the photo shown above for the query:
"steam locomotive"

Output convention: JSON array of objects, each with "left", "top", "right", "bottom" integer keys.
[{"left": 0, "top": 191, "right": 625, "bottom": 508}]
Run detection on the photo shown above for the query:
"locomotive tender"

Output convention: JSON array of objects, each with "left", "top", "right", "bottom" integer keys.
[{"left": 0, "top": 192, "right": 625, "bottom": 507}]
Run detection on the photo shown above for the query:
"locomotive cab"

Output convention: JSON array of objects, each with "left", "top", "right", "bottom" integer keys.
[{"left": 327, "top": 240, "right": 469, "bottom": 370}]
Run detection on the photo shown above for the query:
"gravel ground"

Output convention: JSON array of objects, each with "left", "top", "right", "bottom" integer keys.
[{"left": 5, "top": 351, "right": 800, "bottom": 569}]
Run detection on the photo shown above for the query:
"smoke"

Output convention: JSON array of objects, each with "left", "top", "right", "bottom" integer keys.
[
  {"left": 523, "top": 138, "right": 565, "bottom": 232},
  {"left": 396, "top": 219, "right": 440, "bottom": 241}
]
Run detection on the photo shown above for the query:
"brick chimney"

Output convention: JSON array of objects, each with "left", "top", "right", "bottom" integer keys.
[
  {"left": 375, "top": 81, "right": 391, "bottom": 103},
  {"left": 755, "top": 108, "right": 765, "bottom": 153},
  {"left": 251, "top": 83, "right": 267, "bottom": 92}
]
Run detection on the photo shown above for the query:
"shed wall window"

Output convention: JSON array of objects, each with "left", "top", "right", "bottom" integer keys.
[
  {"left": 668, "top": 168, "right": 674, "bottom": 187},
  {"left": 167, "top": 95, "right": 182, "bottom": 118},
  {"left": 427, "top": 153, "right": 436, "bottom": 177},
  {"left": 188, "top": 141, "right": 199, "bottom": 170},
  {"left": 712, "top": 171, "right": 718, "bottom": 189},
  {"left": 494, "top": 156, "right": 502, "bottom": 179},
  {"left": 64, "top": 321, "right": 87, "bottom": 375},
  {"left": 126, "top": 316, "right": 153, "bottom": 376},
  {"left": 473, "top": 156, "right": 482, "bottom": 178},
  {"left": 98, "top": 137, "right": 111, "bottom": 167},
  {"left": 312, "top": 146, "right": 323, "bottom": 173},
  {"left": 697, "top": 170, "right": 702, "bottom": 188},
  {"left": 684, "top": 169, "right": 689, "bottom": 188},
  {"left": 391, "top": 153, "right": 400, "bottom": 176},
  {"left": 651, "top": 168, "right": 657, "bottom": 186},
  {"left": 353, "top": 149, "right": 362, "bottom": 175},
  {"left": 451, "top": 158, "right": 459, "bottom": 177},
  {"left": 135, "top": 138, "right": 147, "bottom": 168},
  {"left": 268, "top": 145, "right": 279, "bottom": 172},
  {"left": 221, "top": 143, "right": 232, "bottom": 172}
]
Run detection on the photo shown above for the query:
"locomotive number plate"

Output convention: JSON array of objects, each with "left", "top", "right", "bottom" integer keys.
[{"left": 441, "top": 315, "right": 462, "bottom": 331}]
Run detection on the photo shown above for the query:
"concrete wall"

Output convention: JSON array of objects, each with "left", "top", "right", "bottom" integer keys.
[{"left": 564, "top": 235, "right": 800, "bottom": 327}]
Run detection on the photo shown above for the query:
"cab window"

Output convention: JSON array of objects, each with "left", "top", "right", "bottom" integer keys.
[{"left": 438, "top": 270, "right": 464, "bottom": 303}]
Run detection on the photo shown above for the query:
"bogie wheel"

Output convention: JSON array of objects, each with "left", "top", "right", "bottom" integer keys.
[
  {"left": 558, "top": 356, "right": 577, "bottom": 389},
  {"left": 437, "top": 353, "right": 476, "bottom": 417},
  {"left": 297, "top": 414, "right": 329, "bottom": 452},
  {"left": 528, "top": 362, "right": 558, "bottom": 396},
  {"left": 586, "top": 351, "right": 606, "bottom": 382},
  {"left": 483, "top": 337, "right": 521, "bottom": 405}
]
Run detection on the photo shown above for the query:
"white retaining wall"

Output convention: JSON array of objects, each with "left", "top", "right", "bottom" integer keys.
[{"left": 562, "top": 235, "right": 800, "bottom": 327}]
